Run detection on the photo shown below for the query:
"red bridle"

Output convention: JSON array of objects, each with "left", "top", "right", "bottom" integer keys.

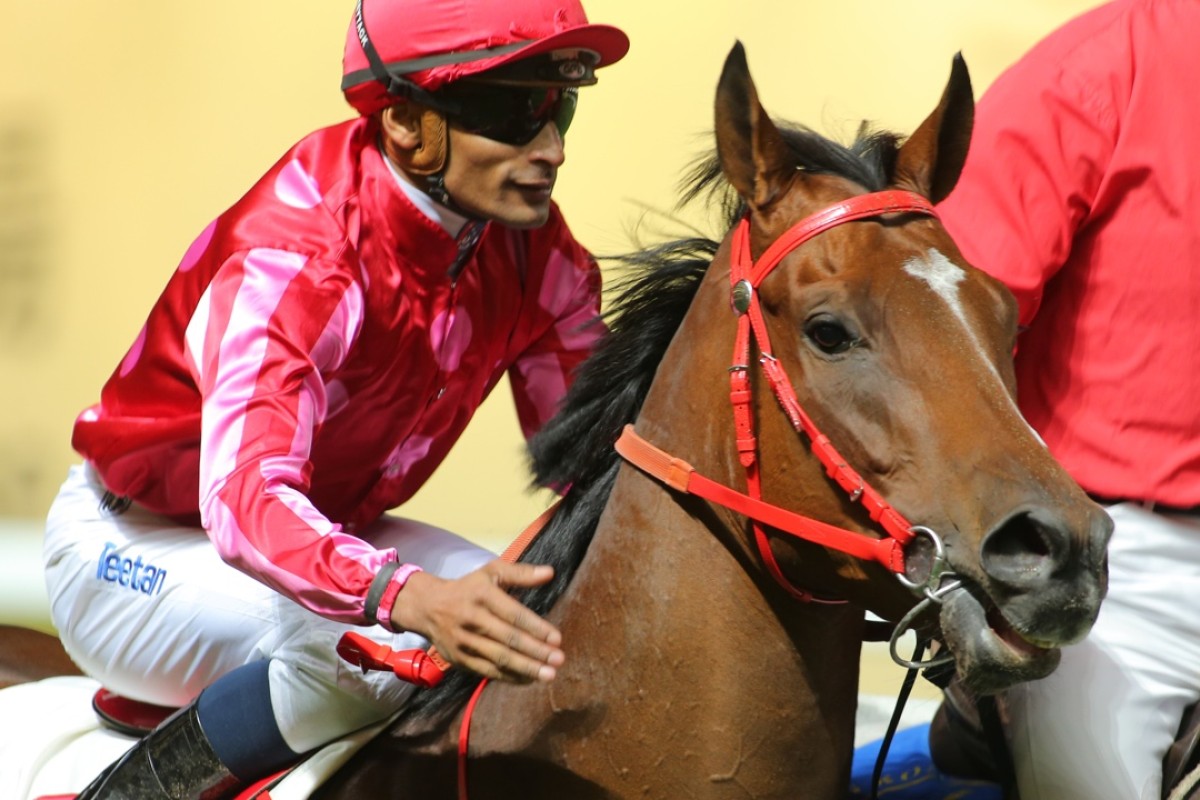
[{"left": 616, "top": 189, "right": 941, "bottom": 601}]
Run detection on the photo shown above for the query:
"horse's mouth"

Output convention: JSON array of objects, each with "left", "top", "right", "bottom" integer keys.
[
  {"left": 984, "top": 604, "right": 1059, "bottom": 655},
  {"left": 938, "top": 580, "right": 1062, "bottom": 695}
]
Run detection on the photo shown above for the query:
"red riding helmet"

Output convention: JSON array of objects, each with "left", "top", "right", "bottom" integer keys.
[{"left": 341, "top": 0, "right": 630, "bottom": 116}]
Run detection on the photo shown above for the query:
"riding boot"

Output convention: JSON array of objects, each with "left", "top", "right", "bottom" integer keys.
[{"left": 75, "top": 699, "right": 244, "bottom": 800}]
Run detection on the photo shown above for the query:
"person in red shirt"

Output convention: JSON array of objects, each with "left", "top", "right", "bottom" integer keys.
[
  {"left": 45, "top": 0, "right": 629, "bottom": 796},
  {"left": 931, "top": 0, "right": 1200, "bottom": 796}
]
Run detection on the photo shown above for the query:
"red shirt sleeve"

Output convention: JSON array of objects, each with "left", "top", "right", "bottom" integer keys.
[{"left": 190, "top": 246, "right": 397, "bottom": 623}]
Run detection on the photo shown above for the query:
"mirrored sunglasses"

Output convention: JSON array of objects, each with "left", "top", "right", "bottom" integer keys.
[{"left": 434, "top": 84, "right": 578, "bottom": 146}]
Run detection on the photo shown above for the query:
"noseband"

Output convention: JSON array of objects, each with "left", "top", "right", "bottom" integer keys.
[{"left": 616, "top": 190, "right": 959, "bottom": 609}]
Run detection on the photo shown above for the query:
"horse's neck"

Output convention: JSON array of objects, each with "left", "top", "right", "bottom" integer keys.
[
  {"left": 468, "top": 276, "right": 867, "bottom": 797},
  {"left": 575, "top": 466, "right": 866, "bottom": 661},
  {"left": 464, "top": 466, "right": 868, "bottom": 797},
  {"left": 526, "top": 473, "right": 866, "bottom": 796}
]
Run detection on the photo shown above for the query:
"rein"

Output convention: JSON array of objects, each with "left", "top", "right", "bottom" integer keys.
[{"left": 337, "top": 503, "right": 559, "bottom": 800}]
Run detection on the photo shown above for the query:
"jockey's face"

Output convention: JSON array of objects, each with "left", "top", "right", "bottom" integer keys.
[{"left": 441, "top": 120, "right": 566, "bottom": 229}]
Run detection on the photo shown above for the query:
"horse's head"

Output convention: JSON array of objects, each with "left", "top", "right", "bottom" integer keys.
[{"left": 705, "top": 43, "right": 1110, "bottom": 694}]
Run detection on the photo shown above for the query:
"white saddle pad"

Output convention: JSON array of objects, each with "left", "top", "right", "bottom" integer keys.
[{"left": 0, "top": 676, "right": 390, "bottom": 800}]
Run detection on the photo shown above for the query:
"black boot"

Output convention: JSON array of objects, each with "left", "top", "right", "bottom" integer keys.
[{"left": 76, "top": 700, "right": 244, "bottom": 799}]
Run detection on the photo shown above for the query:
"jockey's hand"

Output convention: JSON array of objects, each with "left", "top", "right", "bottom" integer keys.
[{"left": 389, "top": 560, "right": 564, "bottom": 684}]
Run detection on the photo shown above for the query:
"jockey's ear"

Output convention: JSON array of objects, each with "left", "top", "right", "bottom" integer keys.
[{"left": 380, "top": 102, "right": 448, "bottom": 176}]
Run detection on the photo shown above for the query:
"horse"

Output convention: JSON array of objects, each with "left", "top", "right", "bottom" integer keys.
[{"left": 306, "top": 42, "right": 1110, "bottom": 799}]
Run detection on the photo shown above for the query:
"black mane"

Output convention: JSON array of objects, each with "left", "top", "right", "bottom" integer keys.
[{"left": 397, "top": 122, "right": 901, "bottom": 724}]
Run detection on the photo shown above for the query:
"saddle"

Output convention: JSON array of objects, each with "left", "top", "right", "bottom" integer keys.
[{"left": 928, "top": 679, "right": 1200, "bottom": 800}]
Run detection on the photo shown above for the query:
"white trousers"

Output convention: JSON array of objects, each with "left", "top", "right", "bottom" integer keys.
[
  {"left": 1007, "top": 502, "right": 1200, "bottom": 800},
  {"left": 43, "top": 464, "right": 493, "bottom": 753}
]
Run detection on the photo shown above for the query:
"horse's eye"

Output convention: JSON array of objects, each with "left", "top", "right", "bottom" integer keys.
[{"left": 805, "top": 318, "right": 855, "bottom": 354}]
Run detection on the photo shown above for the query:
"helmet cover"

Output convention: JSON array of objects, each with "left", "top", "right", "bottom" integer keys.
[{"left": 342, "top": 0, "right": 629, "bottom": 115}]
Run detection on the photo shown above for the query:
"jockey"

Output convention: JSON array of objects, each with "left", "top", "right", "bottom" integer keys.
[{"left": 45, "top": 0, "right": 628, "bottom": 796}]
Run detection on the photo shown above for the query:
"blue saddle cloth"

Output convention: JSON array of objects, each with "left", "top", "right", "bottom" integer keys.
[{"left": 848, "top": 723, "right": 1001, "bottom": 799}]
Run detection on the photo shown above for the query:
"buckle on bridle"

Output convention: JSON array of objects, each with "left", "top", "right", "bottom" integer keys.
[{"left": 731, "top": 279, "right": 754, "bottom": 315}]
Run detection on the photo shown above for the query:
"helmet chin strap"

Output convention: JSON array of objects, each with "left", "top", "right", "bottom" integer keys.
[
  {"left": 419, "top": 160, "right": 485, "bottom": 222},
  {"left": 421, "top": 173, "right": 467, "bottom": 216},
  {"left": 384, "top": 130, "right": 486, "bottom": 279},
  {"left": 390, "top": 104, "right": 483, "bottom": 221}
]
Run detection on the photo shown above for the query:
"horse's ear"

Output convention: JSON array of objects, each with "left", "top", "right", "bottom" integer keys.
[
  {"left": 715, "top": 42, "right": 794, "bottom": 211},
  {"left": 892, "top": 53, "right": 974, "bottom": 204}
]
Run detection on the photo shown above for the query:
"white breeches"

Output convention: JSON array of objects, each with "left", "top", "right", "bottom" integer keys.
[
  {"left": 1007, "top": 502, "right": 1200, "bottom": 800},
  {"left": 44, "top": 463, "right": 493, "bottom": 753}
]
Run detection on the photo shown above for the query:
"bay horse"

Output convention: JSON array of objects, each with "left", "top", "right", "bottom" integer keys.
[{"left": 310, "top": 43, "right": 1111, "bottom": 799}]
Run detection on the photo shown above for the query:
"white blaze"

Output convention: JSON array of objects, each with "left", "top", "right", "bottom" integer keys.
[
  {"left": 902, "top": 248, "right": 968, "bottom": 324},
  {"left": 902, "top": 247, "right": 1041, "bottom": 441},
  {"left": 902, "top": 249, "right": 1026, "bottom": 421}
]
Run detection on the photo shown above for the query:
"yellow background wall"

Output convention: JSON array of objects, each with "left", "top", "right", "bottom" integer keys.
[{"left": 0, "top": 1, "right": 1100, "bottom": 626}]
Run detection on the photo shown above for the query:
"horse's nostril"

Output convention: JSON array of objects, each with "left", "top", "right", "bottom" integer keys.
[{"left": 981, "top": 511, "right": 1058, "bottom": 583}]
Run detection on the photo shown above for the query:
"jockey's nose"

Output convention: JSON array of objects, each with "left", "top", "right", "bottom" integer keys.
[{"left": 529, "top": 121, "right": 566, "bottom": 167}]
